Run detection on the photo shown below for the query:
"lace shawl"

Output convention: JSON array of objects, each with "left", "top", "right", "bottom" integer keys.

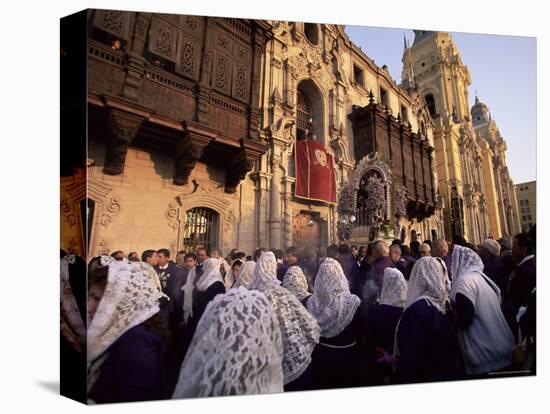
[
  {"left": 232, "top": 261, "right": 256, "bottom": 289},
  {"left": 182, "top": 258, "right": 225, "bottom": 324},
  {"left": 379, "top": 267, "right": 407, "bottom": 308},
  {"left": 60, "top": 256, "right": 85, "bottom": 352},
  {"left": 404, "top": 256, "right": 448, "bottom": 313},
  {"left": 450, "top": 245, "right": 493, "bottom": 300},
  {"left": 87, "top": 257, "right": 165, "bottom": 363},
  {"left": 172, "top": 288, "right": 284, "bottom": 398},
  {"left": 283, "top": 265, "right": 310, "bottom": 302},
  {"left": 307, "top": 257, "right": 361, "bottom": 338},
  {"left": 248, "top": 252, "right": 320, "bottom": 384},
  {"left": 248, "top": 252, "right": 281, "bottom": 290}
]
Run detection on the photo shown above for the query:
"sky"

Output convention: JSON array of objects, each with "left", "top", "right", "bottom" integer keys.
[{"left": 345, "top": 25, "right": 537, "bottom": 184}]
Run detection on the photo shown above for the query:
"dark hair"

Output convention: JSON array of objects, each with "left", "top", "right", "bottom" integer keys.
[
  {"left": 366, "top": 242, "right": 376, "bottom": 257},
  {"left": 529, "top": 224, "right": 536, "bottom": 252},
  {"left": 327, "top": 244, "right": 339, "bottom": 259},
  {"left": 88, "top": 256, "right": 109, "bottom": 289},
  {"left": 231, "top": 259, "right": 243, "bottom": 270},
  {"left": 391, "top": 239, "right": 402, "bottom": 246},
  {"left": 176, "top": 250, "right": 186, "bottom": 256},
  {"left": 401, "top": 245, "right": 411, "bottom": 256},
  {"left": 235, "top": 251, "right": 246, "bottom": 260},
  {"left": 285, "top": 246, "right": 299, "bottom": 257},
  {"left": 410, "top": 240, "right": 420, "bottom": 256},
  {"left": 184, "top": 252, "right": 197, "bottom": 261},
  {"left": 156, "top": 248, "right": 170, "bottom": 257},
  {"left": 141, "top": 249, "right": 156, "bottom": 262},
  {"left": 453, "top": 234, "right": 467, "bottom": 246},
  {"left": 423, "top": 240, "right": 433, "bottom": 248},
  {"left": 111, "top": 250, "right": 123, "bottom": 257},
  {"left": 246, "top": 255, "right": 253, "bottom": 261},
  {"left": 338, "top": 243, "right": 351, "bottom": 255},
  {"left": 142, "top": 312, "right": 171, "bottom": 345},
  {"left": 60, "top": 249, "right": 67, "bottom": 259},
  {"left": 272, "top": 249, "right": 284, "bottom": 260},
  {"left": 350, "top": 245, "right": 358, "bottom": 250},
  {"left": 254, "top": 248, "right": 267, "bottom": 262},
  {"left": 196, "top": 247, "right": 208, "bottom": 254},
  {"left": 515, "top": 232, "right": 535, "bottom": 255},
  {"left": 403, "top": 259, "right": 416, "bottom": 281}
]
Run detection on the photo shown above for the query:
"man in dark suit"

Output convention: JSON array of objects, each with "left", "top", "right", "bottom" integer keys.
[{"left": 503, "top": 232, "right": 536, "bottom": 339}]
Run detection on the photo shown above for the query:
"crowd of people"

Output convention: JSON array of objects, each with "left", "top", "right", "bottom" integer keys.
[{"left": 59, "top": 225, "right": 536, "bottom": 403}]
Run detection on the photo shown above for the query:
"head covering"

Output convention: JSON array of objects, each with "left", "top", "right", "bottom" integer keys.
[
  {"left": 498, "top": 236, "right": 512, "bottom": 251},
  {"left": 405, "top": 256, "right": 448, "bottom": 313},
  {"left": 307, "top": 257, "right": 361, "bottom": 338},
  {"left": 87, "top": 257, "right": 165, "bottom": 389},
  {"left": 283, "top": 265, "right": 310, "bottom": 302},
  {"left": 248, "top": 252, "right": 320, "bottom": 384},
  {"left": 60, "top": 256, "right": 86, "bottom": 352},
  {"left": 451, "top": 244, "right": 496, "bottom": 301},
  {"left": 182, "top": 258, "right": 225, "bottom": 324},
  {"left": 248, "top": 251, "right": 281, "bottom": 290},
  {"left": 379, "top": 267, "right": 408, "bottom": 308},
  {"left": 232, "top": 261, "right": 256, "bottom": 289},
  {"left": 482, "top": 239, "right": 501, "bottom": 257},
  {"left": 172, "top": 288, "right": 284, "bottom": 398}
]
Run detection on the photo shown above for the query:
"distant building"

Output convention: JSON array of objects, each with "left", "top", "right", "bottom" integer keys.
[{"left": 515, "top": 181, "right": 536, "bottom": 232}]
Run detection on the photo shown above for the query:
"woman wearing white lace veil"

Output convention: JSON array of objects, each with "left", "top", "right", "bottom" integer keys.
[
  {"left": 172, "top": 288, "right": 284, "bottom": 398},
  {"left": 180, "top": 258, "right": 226, "bottom": 358},
  {"left": 232, "top": 260, "right": 255, "bottom": 289},
  {"left": 450, "top": 245, "right": 514, "bottom": 377},
  {"left": 392, "top": 256, "right": 460, "bottom": 384},
  {"left": 364, "top": 267, "right": 407, "bottom": 385},
  {"left": 248, "top": 252, "right": 320, "bottom": 391},
  {"left": 307, "top": 257, "right": 362, "bottom": 389},
  {"left": 87, "top": 256, "right": 168, "bottom": 403},
  {"left": 283, "top": 265, "right": 311, "bottom": 305}
]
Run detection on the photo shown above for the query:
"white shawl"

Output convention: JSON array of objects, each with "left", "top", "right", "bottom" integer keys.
[
  {"left": 379, "top": 267, "right": 407, "bottom": 308},
  {"left": 87, "top": 257, "right": 165, "bottom": 389},
  {"left": 172, "top": 288, "right": 284, "bottom": 398},
  {"left": 404, "top": 256, "right": 448, "bottom": 313},
  {"left": 232, "top": 261, "right": 256, "bottom": 289},
  {"left": 283, "top": 265, "right": 310, "bottom": 302},
  {"left": 60, "top": 256, "right": 86, "bottom": 353},
  {"left": 307, "top": 257, "right": 361, "bottom": 338},
  {"left": 182, "top": 258, "right": 225, "bottom": 324},
  {"left": 249, "top": 252, "right": 320, "bottom": 384}
]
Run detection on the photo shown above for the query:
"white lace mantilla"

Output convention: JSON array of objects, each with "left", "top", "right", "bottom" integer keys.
[
  {"left": 172, "top": 288, "right": 284, "bottom": 398},
  {"left": 87, "top": 258, "right": 165, "bottom": 363},
  {"left": 60, "top": 257, "right": 85, "bottom": 352},
  {"left": 249, "top": 252, "right": 320, "bottom": 384},
  {"left": 405, "top": 256, "right": 448, "bottom": 313},
  {"left": 379, "top": 267, "right": 407, "bottom": 308},
  {"left": 307, "top": 257, "right": 361, "bottom": 338},
  {"left": 283, "top": 265, "right": 310, "bottom": 302},
  {"left": 232, "top": 261, "right": 256, "bottom": 289}
]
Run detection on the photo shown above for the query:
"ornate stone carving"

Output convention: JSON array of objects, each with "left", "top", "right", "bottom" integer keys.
[
  {"left": 103, "top": 109, "right": 145, "bottom": 175},
  {"left": 100, "top": 197, "right": 121, "bottom": 227},
  {"left": 96, "top": 239, "right": 110, "bottom": 256},
  {"left": 224, "top": 209, "right": 236, "bottom": 233},
  {"left": 226, "top": 152, "right": 255, "bottom": 193},
  {"left": 149, "top": 17, "right": 177, "bottom": 61},
  {"left": 93, "top": 10, "right": 130, "bottom": 39},
  {"left": 60, "top": 196, "right": 78, "bottom": 227},
  {"left": 174, "top": 138, "right": 204, "bottom": 186},
  {"left": 213, "top": 53, "right": 231, "bottom": 94},
  {"left": 165, "top": 200, "right": 180, "bottom": 231}
]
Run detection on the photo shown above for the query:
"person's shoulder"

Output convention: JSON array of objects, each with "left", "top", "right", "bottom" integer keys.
[{"left": 117, "top": 324, "right": 161, "bottom": 348}]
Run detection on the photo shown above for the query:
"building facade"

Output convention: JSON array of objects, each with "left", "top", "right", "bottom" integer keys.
[
  {"left": 63, "top": 11, "right": 523, "bottom": 259},
  {"left": 515, "top": 181, "right": 536, "bottom": 232},
  {"left": 405, "top": 30, "right": 520, "bottom": 243}
]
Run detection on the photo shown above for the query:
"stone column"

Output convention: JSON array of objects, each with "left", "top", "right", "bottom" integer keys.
[{"left": 268, "top": 155, "right": 282, "bottom": 249}]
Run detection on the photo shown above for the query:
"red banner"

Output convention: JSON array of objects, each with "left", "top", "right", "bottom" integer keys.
[{"left": 295, "top": 140, "right": 337, "bottom": 204}]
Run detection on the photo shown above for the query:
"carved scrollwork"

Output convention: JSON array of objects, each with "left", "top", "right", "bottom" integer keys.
[
  {"left": 224, "top": 209, "right": 236, "bottom": 233},
  {"left": 174, "top": 138, "right": 204, "bottom": 186},
  {"left": 99, "top": 197, "right": 122, "bottom": 227},
  {"left": 60, "top": 197, "right": 78, "bottom": 227},
  {"left": 165, "top": 200, "right": 181, "bottom": 231}
]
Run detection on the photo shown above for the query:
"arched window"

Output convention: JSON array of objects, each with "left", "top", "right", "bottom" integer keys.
[
  {"left": 304, "top": 23, "right": 319, "bottom": 45},
  {"left": 182, "top": 207, "right": 219, "bottom": 253},
  {"left": 296, "top": 90, "right": 313, "bottom": 141},
  {"left": 424, "top": 94, "right": 437, "bottom": 118}
]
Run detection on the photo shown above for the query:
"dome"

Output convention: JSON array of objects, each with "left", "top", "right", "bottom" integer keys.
[{"left": 471, "top": 95, "right": 490, "bottom": 126}]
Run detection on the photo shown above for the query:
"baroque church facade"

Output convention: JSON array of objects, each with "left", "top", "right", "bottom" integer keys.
[
  {"left": 60, "top": 10, "right": 518, "bottom": 258},
  {"left": 405, "top": 30, "right": 520, "bottom": 244}
]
